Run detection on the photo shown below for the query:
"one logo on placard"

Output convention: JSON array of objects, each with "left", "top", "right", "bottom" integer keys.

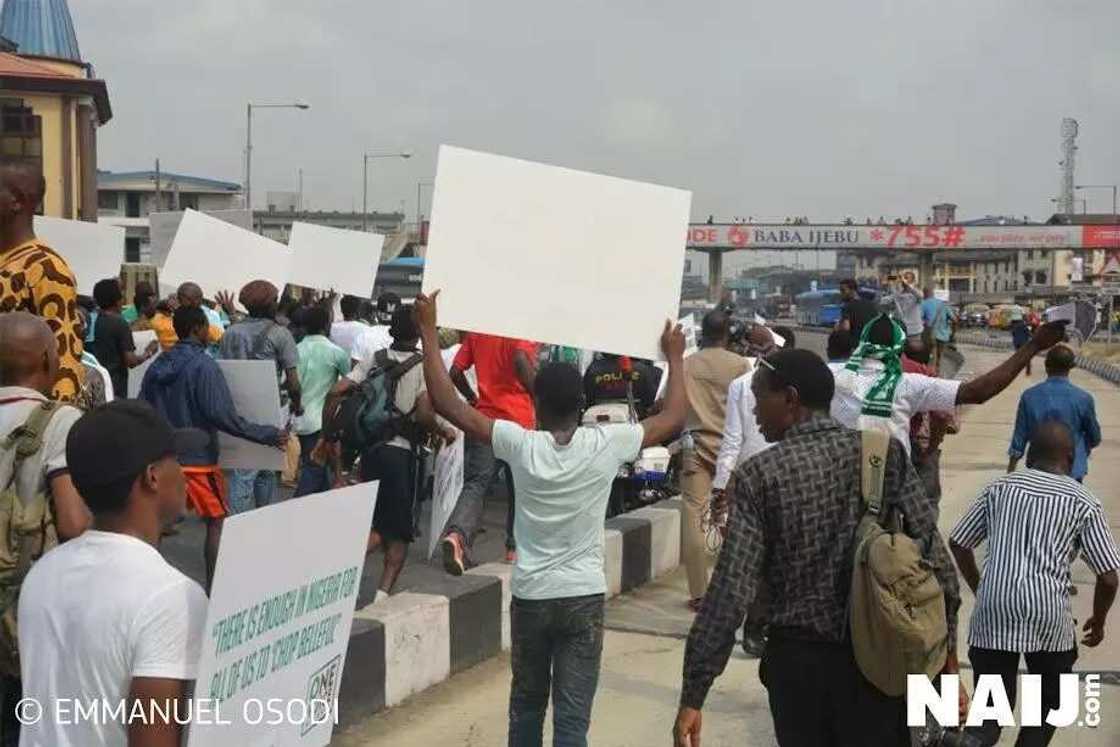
[{"left": 301, "top": 655, "right": 342, "bottom": 736}]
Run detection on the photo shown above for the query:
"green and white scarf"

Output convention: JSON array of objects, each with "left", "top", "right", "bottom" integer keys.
[{"left": 844, "top": 314, "right": 905, "bottom": 418}]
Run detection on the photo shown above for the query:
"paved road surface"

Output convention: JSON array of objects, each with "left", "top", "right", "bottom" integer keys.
[{"left": 316, "top": 338, "right": 1120, "bottom": 744}]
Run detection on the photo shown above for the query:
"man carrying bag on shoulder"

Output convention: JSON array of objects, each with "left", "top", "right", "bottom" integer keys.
[{"left": 673, "top": 348, "right": 962, "bottom": 746}]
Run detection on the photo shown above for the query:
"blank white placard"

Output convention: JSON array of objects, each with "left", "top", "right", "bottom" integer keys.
[
  {"left": 33, "top": 216, "right": 124, "bottom": 294},
  {"left": 422, "top": 145, "right": 691, "bottom": 361},
  {"left": 288, "top": 222, "right": 383, "bottom": 297},
  {"left": 160, "top": 209, "right": 291, "bottom": 304}
]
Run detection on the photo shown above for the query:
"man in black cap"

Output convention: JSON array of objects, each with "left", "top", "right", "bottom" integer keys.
[{"left": 18, "top": 401, "right": 209, "bottom": 747}]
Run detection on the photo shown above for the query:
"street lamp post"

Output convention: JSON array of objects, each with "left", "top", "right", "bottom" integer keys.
[
  {"left": 245, "top": 102, "right": 310, "bottom": 214},
  {"left": 416, "top": 180, "right": 434, "bottom": 233},
  {"left": 1076, "top": 184, "right": 1119, "bottom": 223},
  {"left": 362, "top": 151, "right": 412, "bottom": 232}
]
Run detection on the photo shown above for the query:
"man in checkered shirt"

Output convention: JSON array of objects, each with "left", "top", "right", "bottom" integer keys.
[{"left": 674, "top": 348, "right": 961, "bottom": 746}]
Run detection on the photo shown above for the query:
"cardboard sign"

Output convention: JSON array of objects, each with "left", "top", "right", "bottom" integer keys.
[
  {"left": 216, "top": 360, "right": 285, "bottom": 470},
  {"left": 288, "top": 222, "right": 383, "bottom": 298},
  {"left": 149, "top": 209, "right": 253, "bottom": 270},
  {"left": 160, "top": 210, "right": 291, "bottom": 305},
  {"left": 187, "top": 484, "right": 375, "bottom": 747},
  {"left": 428, "top": 431, "right": 465, "bottom": 559},
  {"left": 422, "top": 145, "right": 691, "bottom": 360},
  {"left": 127, "top": 330, "right": 160, "bottom": 399},
  {"left": 33, "top": 216, "right": 124, "bottom": 294}
]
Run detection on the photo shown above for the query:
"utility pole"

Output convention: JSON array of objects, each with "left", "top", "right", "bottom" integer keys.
[
  {"left": 298, "top": 168, "right": 304, "bottom": 212},
  {"left": 154, "top": 158, "right": 161, "bottom": 213}
]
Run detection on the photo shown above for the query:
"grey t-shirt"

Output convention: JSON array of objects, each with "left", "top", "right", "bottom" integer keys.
[{"left": 219, "top": 318, "right": 299, "bottom": 401}]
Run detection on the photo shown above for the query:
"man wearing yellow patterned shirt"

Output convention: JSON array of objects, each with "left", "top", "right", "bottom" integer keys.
[{"left": 0, "top": 160, "right": 84, "bottom": 402}]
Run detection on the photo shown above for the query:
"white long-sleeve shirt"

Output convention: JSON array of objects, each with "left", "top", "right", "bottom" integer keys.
[{"left": 713, "top": 368, "right": 773, "bottom": 490}]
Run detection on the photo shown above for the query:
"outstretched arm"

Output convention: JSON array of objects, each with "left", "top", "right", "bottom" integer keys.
[
  {"left": 957, "top": 322, "right": 1066, "bottom": 405},
  {"left": 415, "top": 292, "right": 494, "bottom": 443}
]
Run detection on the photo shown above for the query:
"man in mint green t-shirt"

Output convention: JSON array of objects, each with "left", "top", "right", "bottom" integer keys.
[
  {"left": 415, "top": 290, "right": 688, "bottom": 746},
  {"left": 293, "top": 305, "right": 350, "bottom": 496}
]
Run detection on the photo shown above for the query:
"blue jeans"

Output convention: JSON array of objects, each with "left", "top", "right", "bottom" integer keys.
[
  {"left": 225, "top": 469, "right": 278, "bottom": 514},
  {"left": 294, "top": 432, "right": 332, "bottom": 498},
  {"left": 508, "top": 594, "right": 604, "bottom": 747}
]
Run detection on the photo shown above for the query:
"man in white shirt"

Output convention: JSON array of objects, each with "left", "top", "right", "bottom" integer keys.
[
  {"left": 18, "top": 400, "right": 209, "bottom": 747},
  {"left": 832, "top": 315, "right": 1067, "bottom": 459},
  {"left": 414, "top": 290, "right": 688, "bottom": 746},
  {"left": 330, "top": 294, "right": 372, "bottom": 359},
  {"left": 711, "top": 325, "right": 795, "bottom": 656}
]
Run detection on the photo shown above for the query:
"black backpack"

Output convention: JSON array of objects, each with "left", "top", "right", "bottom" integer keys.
[{"left": 327, "top": 349, "right": 423, "bottom": 453}]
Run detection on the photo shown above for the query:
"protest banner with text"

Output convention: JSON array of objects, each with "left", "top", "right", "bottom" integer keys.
[{"left": 187, "top": 484, "right": 375, "bottom": 746}]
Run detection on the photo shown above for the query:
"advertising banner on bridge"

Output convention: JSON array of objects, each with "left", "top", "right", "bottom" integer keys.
[{"left": 685, "top": 223, "right": 1115, "bottom": 251}]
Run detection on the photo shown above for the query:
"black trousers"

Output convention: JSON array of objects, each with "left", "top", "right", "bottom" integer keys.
[
  {"left": 760, "top": 633, "right": 908, "bottom": 746},
  {"left": 968, "top": 646, "right": 1078, "bottom": 747}
]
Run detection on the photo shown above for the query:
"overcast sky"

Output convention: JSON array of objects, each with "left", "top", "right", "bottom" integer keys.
[{"left": 74, "top": 0, "right": 1120, "bottom": 223}]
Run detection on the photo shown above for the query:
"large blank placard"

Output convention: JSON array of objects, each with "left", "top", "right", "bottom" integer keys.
[
  {"left": 422, "top": 146, "right": 691, "bottom": 360},
  {"left": 33, "top": 216, "right": 124, "bottom": 294},
  {"left": 160, "top": 210, "right": 291, "bottom": 303},
  {"left": 288, "top": 222, "right": 383, "bottom": 297}
]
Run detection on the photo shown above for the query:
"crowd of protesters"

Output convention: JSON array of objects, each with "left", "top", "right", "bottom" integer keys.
[{"left": 1, "top": 150, "right": 1117, "bottom": 747}]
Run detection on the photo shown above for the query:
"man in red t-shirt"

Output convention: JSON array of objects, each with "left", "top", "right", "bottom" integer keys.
[{"left": 441, "top": 332, "right": 538, "bottom": 571}]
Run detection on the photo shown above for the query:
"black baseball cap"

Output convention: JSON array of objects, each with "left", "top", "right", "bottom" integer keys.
[{"left": 66, "top": 400, "right": 209, "bottom": 493}]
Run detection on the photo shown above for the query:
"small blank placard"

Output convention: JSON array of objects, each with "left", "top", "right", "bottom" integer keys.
[
  {"left": 422, "top": 145, "right": 691, "bottom": 361},
  {"left": 160, "top": 209, "right": 291, "bottom": 304},
  {"left": 34, "top": 216, "right": 124, "bottom": 294},
  {"left": 288, "top": 222, "right": 383, "bottom": 297}
]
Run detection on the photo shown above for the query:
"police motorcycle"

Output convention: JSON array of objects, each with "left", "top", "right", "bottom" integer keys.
[{"left": 580, "top": 356, "right": 674, "bottom": 518}]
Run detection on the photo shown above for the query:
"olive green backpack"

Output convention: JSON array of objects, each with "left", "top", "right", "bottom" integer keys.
[
  {"left": 0, "top": 401, "right": 62, "bottom": 678},
  {"left": 849, "top": 429, "right": 948, "bottom": 696}
]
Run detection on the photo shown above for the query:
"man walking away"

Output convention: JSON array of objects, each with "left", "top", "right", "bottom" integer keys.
[
  {"left": 0, "top": 159, "right": 84, "bottom": 402},
  {"left": 832, "top": 315, "right": 1067, "bottom": 460},
  {"left": 951, "top": 421, "right": 1120, "bottom": 746},
  {"left": 293, "top": 306, "right": 351, "bottom": 497},
  {"left": 0, "top": 313, "right": 89, "bottom": 746},
  {"left": 681, "top": 310, "right": 749, "bottom": 611},
  {"left": 1009, "top": 307, "right": 1034, "bottom": 377},
  {"left": 18, "top": 400, "right": 209, "bottom": 747},
  {"left": 140, "top": 307, "right": 286, "bottom": 588},
  {"left": 324, "top": 306, "right": 454, "bottom": 600},
  {"left": 1008, "top": 345, "right": 1100, "bottom": 482},
  {"left": 674, "top": 349, "right": 961, "bottom": 747},
  {"left": 88, "top": 279, "right": 158, "bottom": 399},
  {"left": 440, "top": 330, "right": 538, "bottom": 570},
  {"left": 330, "top": 294, "right": 369, "bottom": 361},
  {"left": 921, "top": 287, "right": 955, "bottom": 373},
  {"left": 416, "top": 290, "right": 687, "bottom": 747},
  {"left": 219, "top": 280, "right": 301, "bottom": 513}
]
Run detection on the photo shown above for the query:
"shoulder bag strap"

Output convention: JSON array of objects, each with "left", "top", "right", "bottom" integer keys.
[{"left": 859, "top": 429, "right": 890, "bottom": 517}]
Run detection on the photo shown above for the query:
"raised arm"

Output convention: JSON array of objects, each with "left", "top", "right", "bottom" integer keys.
[
  {"left": 415, "top": 292, "right": 494, "bottom": 443},
  {"left": 957, "top": 322, "right": 1066, "bottom": 405},
  {"left": 639, "top": 322, "right": 687, "bottom": 448}
]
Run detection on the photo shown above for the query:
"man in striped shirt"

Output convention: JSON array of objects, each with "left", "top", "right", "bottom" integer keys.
[{"left": 950, "top": 421, "right": 1120, "bottom": 746}]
